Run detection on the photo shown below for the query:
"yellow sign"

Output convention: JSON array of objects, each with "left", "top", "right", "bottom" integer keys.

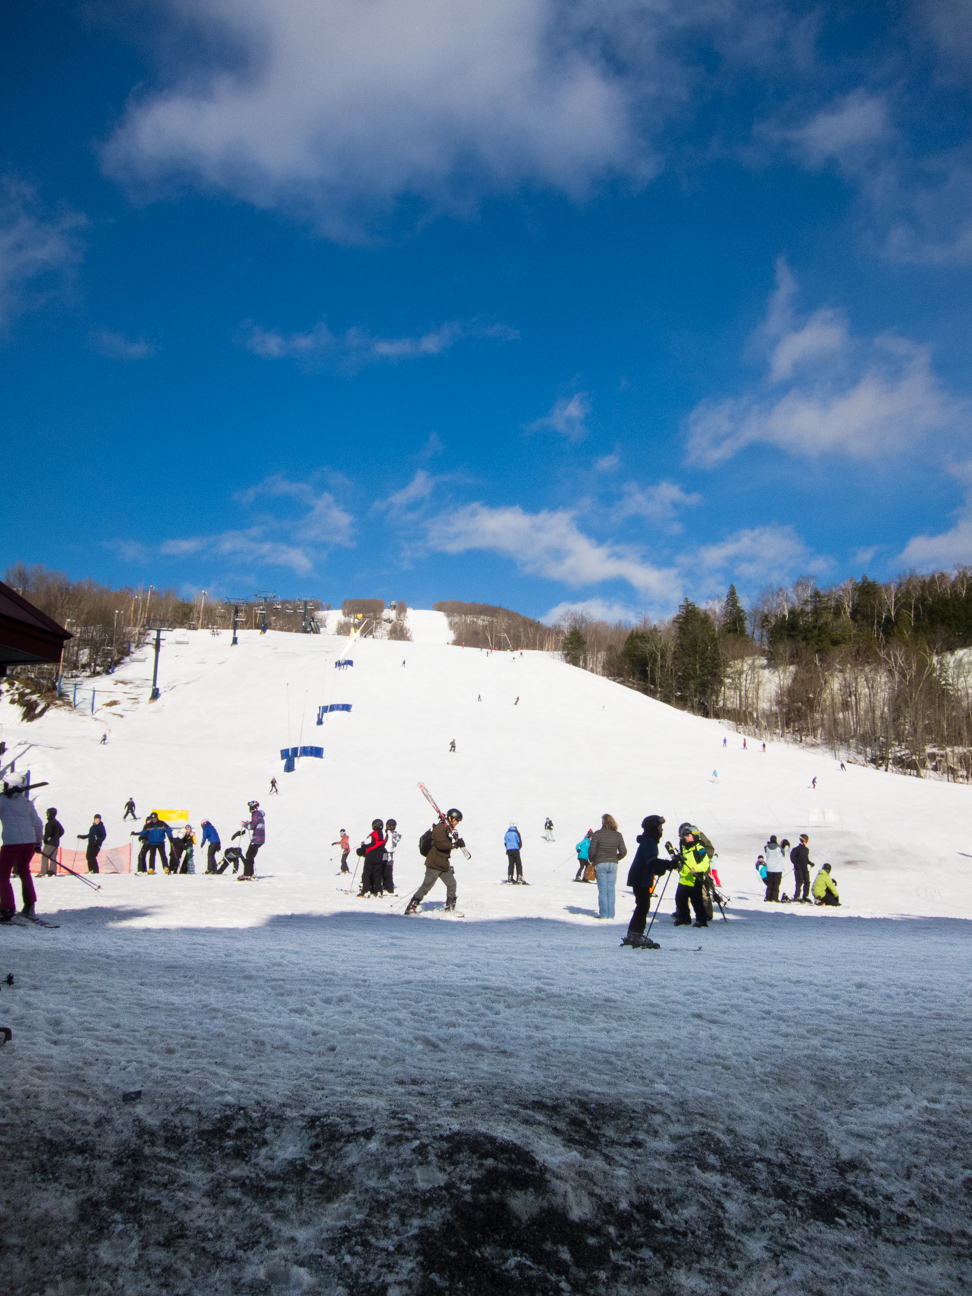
[{"left": 152, "top": 808, "right": 188, "bottom": 823}]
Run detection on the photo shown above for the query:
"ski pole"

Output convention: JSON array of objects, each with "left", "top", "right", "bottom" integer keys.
[
  {"left": 553, "top": 851, "right": 578, "bottom": 871},
  {"left": 644, "top": 868, "right": 673, "bottom": 943},
  {"left": 54, "top": 859, "right": 102, "bottom": 891},
  {"left": 348, "top": 856, "right": 361, "bottom": 895}
]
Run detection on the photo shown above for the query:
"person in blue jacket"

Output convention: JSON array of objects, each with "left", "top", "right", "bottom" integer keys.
[
  {"left": 504, "top": 823, "right": 524, "bottom": 883},
  {"left": 573, "top": 829, "right": 594, "bottom": 882},
  {"left": 77, "top": 814, "right": 107, "bottom": 873},
  {"left": 135, "top": 814, "right": 172, "bottom": 874},
  {"left": 200, "top": 819, "right": 221, "bottom": 873},
  {"left": 621, "top": 815, "right": 669, "bottom": 947}
]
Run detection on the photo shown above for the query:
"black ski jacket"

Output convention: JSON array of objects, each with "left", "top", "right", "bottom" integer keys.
[
  {"left": 790, "top": 843, "right": 812, "bottom": 870},
  {"left": 43, "top": 816, "right": 64, "bottom": 845}
]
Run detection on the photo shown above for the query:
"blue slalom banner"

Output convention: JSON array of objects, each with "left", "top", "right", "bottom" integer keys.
[
  {"left": 280, "top": 746, "right": 325, "bottom": 760},
  {"left": 334, "top": 659, "right": 354, "bottom": 669},
  {"left": 316, "top": 703, "right": 353, "bottom": 724}
]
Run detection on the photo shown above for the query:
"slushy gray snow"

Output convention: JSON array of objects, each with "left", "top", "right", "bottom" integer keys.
[{"left": 1, "top": 621, "right": 969, "bottom": 1294}]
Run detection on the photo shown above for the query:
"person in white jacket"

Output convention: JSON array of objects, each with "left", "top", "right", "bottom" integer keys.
[{"left": 0, "top": 773, "right": 43, "bottom": 921}]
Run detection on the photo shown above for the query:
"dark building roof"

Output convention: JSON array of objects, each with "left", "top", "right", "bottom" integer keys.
[{"left": 0, "top": 580, "right": 73, "bottom": 674}]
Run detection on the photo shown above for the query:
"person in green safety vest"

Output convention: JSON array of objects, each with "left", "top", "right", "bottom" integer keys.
[
  {"left": 812, "top": 863, "right": 840, "bottom": 906},
  {"left": 671, "top": 823, "right": 712, "bottom": 928}
]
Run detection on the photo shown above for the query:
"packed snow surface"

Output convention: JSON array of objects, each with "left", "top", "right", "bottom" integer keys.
[{"left": 1, "top": 627, "right": 970, "bottom": 1295}]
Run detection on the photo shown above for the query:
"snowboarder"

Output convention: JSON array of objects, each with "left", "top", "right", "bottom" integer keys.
[
  {"left": 405, "top": 809, "right": 465, "bottom": 913},
  {"left": 811, "top": 776, "right": 817, "bottom": 789},
  {"left": 357, "top": 820, "right": 387, "bottom": 896},
  {"left": 332, "top": 830, "right": 351, "bottom": 873},
  {"left": 200, "top": 819, "right": 221, "bottom": 873},
  {"left": 39, "top": 807, "right": 64, "bottom": 877},
  {"left": 621, "top": 815, "right": 668, "bottom": 947},
  {"left": 670, "top": 825, "right": 711, "bottom": 928},
  {"left": 812, "top": 863, "right": 840, "bottom": 906},
  {"left": 382, "top": 818, "right": 400, "bottom": 894},
  {"left": 270, "top": 777, "right": 279, "bottom": 795},
  {"left": 77, "top": 814, "right": 107, "bottom": 873},
  {"left": 790, "top": 834, "right": 813, "bottom": 903},
  {"left": 136, "top": 814, "right": 172, "bottom": 873},
  {"left": 239, "top": 801, "right": 265, "bottom": 879},
  {"left": 123, "top": 797, "right": 137, "bottom": 821},
  {"left": 504, "top": 823, "right": 524, "bottom": 883},
  {"left": 544, "top": 817, "right": 555, "bottom": 842},
  {"left": 763, "top": 834, "right": 784, "bottom": 902},
  {"left": 573, "top": 829, "right": 594, "bottom": 882},
  {"left": 0, "top": 773, "right": 43, "bottom": 922},
  {"left": 587, "top": 814, "right": 627, "bottom": 919},
  {"left": 449, "top": 739, "right": 456, "bottom": 752}
]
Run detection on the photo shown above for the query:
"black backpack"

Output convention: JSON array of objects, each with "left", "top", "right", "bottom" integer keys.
[{"left": 418, "top": 826, "right": 435, "bottom": 857}]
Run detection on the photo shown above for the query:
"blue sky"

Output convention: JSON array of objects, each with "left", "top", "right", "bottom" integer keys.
[{"left": 2, "top": 0, "right": 971, "bottom": 622}]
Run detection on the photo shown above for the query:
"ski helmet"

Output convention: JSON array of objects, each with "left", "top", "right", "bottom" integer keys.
[
  {"left": 446, "top": 808, "right": 463, "bottom": 822},
  {"left": 386, "top": 819, "right": 397, "bottom": 829},
  {"left": 3, "top": 772, "right": 28, "bottom": 795},
  {"left": 248, "top": 800, "right": 259, "bottom": 810},
  {"left": 372, "top": 818, "right": 384, "bottom": 831}
]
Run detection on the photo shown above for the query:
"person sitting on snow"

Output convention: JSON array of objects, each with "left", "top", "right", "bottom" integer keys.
[{"left": 812, "top": 863, "right": 840, "bottom": 906}]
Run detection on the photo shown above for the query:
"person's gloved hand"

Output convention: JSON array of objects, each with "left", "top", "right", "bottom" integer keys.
[{"left": 454, "top": 838, "right": 465, "bottom": 849}]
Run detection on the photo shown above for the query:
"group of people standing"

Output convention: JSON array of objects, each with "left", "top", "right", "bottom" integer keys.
[
  {"left": 756, "top": 834, "right": 840, "bottom": 906},
  {"left": 351, "top": 818, "right": 400, "bottom": 896}
]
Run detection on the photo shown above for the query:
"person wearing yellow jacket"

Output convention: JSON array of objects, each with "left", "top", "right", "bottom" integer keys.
[
  {"left": 673, "top": 825, "right": 711, "bottom": 928},
  {"left": 812, "top": 863, "right": 840, "bottom": 906}
]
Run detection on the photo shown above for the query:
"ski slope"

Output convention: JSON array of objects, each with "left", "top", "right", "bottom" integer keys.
[{"left": 1, "top": 622, "right": 970, "bottom": 1295}]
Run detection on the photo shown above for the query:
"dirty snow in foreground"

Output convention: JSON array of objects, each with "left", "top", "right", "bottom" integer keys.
[{"left": 1, "top": 628, "right": 970, "bottom": 1294}]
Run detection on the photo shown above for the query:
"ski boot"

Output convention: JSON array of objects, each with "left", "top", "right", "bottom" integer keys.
[
  {"left": 21, "top": 905, "right": 34, "bottom": 919},
  {"left": 444, "top": 898, "right": 458, "bottom": 912},
  {"left": 404, "top": 898, "right": 420, "bottom": 915},
  {"left": 0, "top": 909, "right": 14, "bottom": 925},
  {"left": 639, "top": 935, "right": 661, "bottom": 950},
  {"left": 619, "top": 932, "right": 640, "bottom": 948}
]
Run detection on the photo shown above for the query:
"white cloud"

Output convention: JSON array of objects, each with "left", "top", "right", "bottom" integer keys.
[
  {"left": 782, "top": 90, "right": 892, "bottom": 169},
  {"left": 429, "top": 501, "right": 679, "bottom": 598},
  {"left": 0, "top": 181, "right": 84, "bottom": 327},
  {"left": 594, "top": 453, "right": 620, "bottom": 472},
  {"left": 526, "top": 392, "right": 590, "bottom": 441},
  {"left": 543, "top": 597, "right": 641, "bottom": 625},
  {"left": 235, "top": 476, "right": 354, "bottom": 546},
  {"left": 91, "top": 327, "right": 155, "bottom": 360},
  {"left": 685, "top": 524, "right": 824, "bottom": 593},
  {"left": 384, "top": 470, "right": 436, "bottom": 513},
  {"left": 159, "top": 531, "right": 314, "bottom": 573},
  {"left": 103, "top": 0, "right": 651, "bottom": 238},
  {"left": 619, "top": 480, "right": 702, "bottom": 527},
  {"left": 243, "top": 318, "right": 516, "bottom": 368},
  {"left": 686, "top": 260, "right": 961, "bottom": 465},
  {"left": 898, "top": 465, "right": 972, "bottom": 568}
]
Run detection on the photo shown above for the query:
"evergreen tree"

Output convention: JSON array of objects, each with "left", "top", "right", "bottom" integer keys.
[
  {"left": 561, "top": 627, "right": 586, "bottom": 667},
  {"left": 673, "top": 600, "right": 722, "bottom": 714},
  {"left": 721, "top": 584, "right": 747, "bottom": 637}
]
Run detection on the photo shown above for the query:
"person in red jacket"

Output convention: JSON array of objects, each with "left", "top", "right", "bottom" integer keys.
[
  {"left": 358, "top": 820, "right": 387, "bottom": 897},
  {"left": 333, "top": 830, "right": 350, "bottom": 873}
]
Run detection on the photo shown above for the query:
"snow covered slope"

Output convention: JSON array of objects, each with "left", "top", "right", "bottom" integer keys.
[{"left": 2, "top": 624, "right": 971, "bottom": 921}]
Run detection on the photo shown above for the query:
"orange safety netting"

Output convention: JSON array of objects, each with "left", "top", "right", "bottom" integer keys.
[{"left": 30, "top": 844, "right": 131, "bottom": 876}]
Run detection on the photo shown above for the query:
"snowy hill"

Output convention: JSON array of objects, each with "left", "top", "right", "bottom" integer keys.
[
  {"left": 1, "top": 621, "right": 971, "bottom": 1295},
  {"left": 2, "top": 621, "right": 971, "bottom": 920}
]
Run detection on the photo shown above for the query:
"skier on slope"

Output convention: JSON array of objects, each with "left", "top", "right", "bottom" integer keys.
[
  {"left": 200, "top": 819, "right": 221, "bottom": 873},
  {"left": 621, "top": 815, "right": 669, "bottom": 947},
  {"left": 405, "top": 809, "right": 465, "bottom": 914},
  {"left": 544, "top": 817, "right": 555, "bottom": 842},
  {"left": 332, "top": 830, "right": 351, "bottom": 874},
  {"left": 573, "top": 829, "right": 594, "bottom": 882},
  {"left": 357, "top": 820, "right": 387, "bottom": 897},
  {"left": 789, "top": 834, "right": 813, "bottom": 903},
  {"left": 238, "top": 801, "right": 265, "bottom": 880},
  {"left": 77, "top": 814, "right": 107, "bottom": 873},
  {"left": 123, "top": 797, "right": 137, "bottom": 821},
  {"left": 670, "top": 824, "right": 711, "bottom": 928},
  {"left": 0, "top": 773, "right": 43, "bottom": 923},
  {"left": 812, "top": 863, "right": 840, "bottom": 906},
  {"left": 504, "top": 823, "right": 525, "bottom": 883},
  {"left": 382, "top": 819, "right": 400, "bottom": 895}
]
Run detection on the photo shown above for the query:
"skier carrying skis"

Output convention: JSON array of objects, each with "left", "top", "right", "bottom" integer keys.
[
  {"left": 0, "top": 772, "right": 43, "bottom": 923},
  {"left": 238, "top": 801, "right": 265, "bottom": 879},
  {"left": 405, "top": 809, "right": 465, "bottom": 914},
  {"left": 621, "top": 815, "right": 669, "bottom": 947},
  {"left": 670, "top": 824, "right": 711, "bottom": 928},
  {"left": 382, "top": 819, "right": 400, "bottom": 894},
  {"left": 333, "top": 830, "right": 350, "bottom": 873},
  {"left": 504, "top": 823, "right": 524, "bottom": 883},
  {"left": 358, "top": 820, "right": 387, "bottom": 896}
]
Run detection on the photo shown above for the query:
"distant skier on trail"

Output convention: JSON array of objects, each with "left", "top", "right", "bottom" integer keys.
[
  {"left": 333, "top": 830, "right": 351, "bottom": 873},
  {"left": 123, "top": 797, "right": 137, "bottom": 821},
  {"left": 269, "top": 777, "right": 279, "bottom": 795},
  {"left": 0, "top": 772, "right": 43, "bottom": 923},
  {"left": 357, "top": 820, "right": 387, "bottom": 897},
  {"left": 544, "top": 817, "right": 555, "bottom": 842},
  {"left": 573, "top": 829, "right": 594, "bottom": 882},
  {"left": 449, "top": 739, "right": 456, "bottom": 752},
  {"left": 812, "top": 863, "right": 840, "bottom": 906},
  {"left": 504, "top": 823, "right": 524, "bottom": 883},
  {"left": 405, "top": 808, "right": 465, "bottom": 914},
  {"left": 621, "top": 815, "right": 668, "bottom": 947}
]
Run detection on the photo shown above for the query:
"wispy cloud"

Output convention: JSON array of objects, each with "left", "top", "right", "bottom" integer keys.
[
  {"left": 243, "top": 318, "right": 516, "bottom": 370},
  {"left": 383, "top": 470, "right": 437, "bottom": 514},
  {"left": 543, "top": 597, "right": 642, "bottom": 626},
  {"left": 594, "top": 452, "right": 619, "bottom": 472},
  {"left": 898, "top": 463, "right": 972, "bottom": 568},
  {"left": 684, "top": 524, "right": 825, "bottom": 596},
  {"left": 526, "top": 392, "right": 590, "bottom": 441},
  {"left": 91, "top": 327, "right": 155, "bottom": 360},
  {"left": 429, "top": 501, "right": 679, "bottom": 599},
  {"left": 159, "top": 531, "right": 314, "bottom": 574},
  {"left": 234, "top": 476, "right": 354, "bottom": 546},
  {"left": 619, "top": 480, "right": 702, "bottom": 528},
  {"left": 0, "top": 180, "right": 84, "bottom": 328},
  {"left": 686, "top": 259, "right": 961, "bottom": 465}
]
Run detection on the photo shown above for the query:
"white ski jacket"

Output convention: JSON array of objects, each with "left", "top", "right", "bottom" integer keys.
[{"left": 0, "top": 795, "right": 44, "bottom": 846}]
